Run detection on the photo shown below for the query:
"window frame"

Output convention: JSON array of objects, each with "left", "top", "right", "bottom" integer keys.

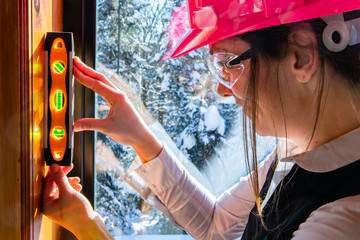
[{"left": 63, "top": 0, "right": 97, "bottom": 206}]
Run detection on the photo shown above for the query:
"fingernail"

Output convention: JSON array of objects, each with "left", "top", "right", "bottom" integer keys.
[
  {"left": 50, "top": 164, "right": 60, "bottom": 174},
  {"left": 73, "top": 123, "right": 80, "bottom": 132}
]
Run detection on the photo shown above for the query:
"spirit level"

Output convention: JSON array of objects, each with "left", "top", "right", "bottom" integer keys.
[{"left": 44, "top": 32, "right": 74, "bottom": 166}]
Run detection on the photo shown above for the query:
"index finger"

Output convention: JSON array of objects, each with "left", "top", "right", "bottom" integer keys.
[
  {"left": 73, "top": 57, "right": 118, "bottom": 90},
  {"left": 73, "top": 66, "right": 118, "bottom": 104}
]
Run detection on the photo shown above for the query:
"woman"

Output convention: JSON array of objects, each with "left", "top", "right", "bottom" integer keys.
[{"left": 42, "top": 0, "right": 360, "bottom": 239}]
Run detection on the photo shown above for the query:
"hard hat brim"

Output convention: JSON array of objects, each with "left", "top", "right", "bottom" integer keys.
[{"left": 169, "top": 0, "right": 360, "bottom": 58}]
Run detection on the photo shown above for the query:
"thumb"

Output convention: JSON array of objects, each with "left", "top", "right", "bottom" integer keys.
[
  {"left": 49, "top": 164, "right": 72, "bottom": 193},
  {"left": 73, "top": 118, "right": 106, "bottom": 132}
]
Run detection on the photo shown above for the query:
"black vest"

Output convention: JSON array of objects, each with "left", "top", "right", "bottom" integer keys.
[{"left": 241, "top": 158, "right": 360, "bottom": 240}]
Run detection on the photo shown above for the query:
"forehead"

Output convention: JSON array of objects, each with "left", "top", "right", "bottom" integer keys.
[{"left": 209, "top": 37, "right": 250, "bottom": 55}]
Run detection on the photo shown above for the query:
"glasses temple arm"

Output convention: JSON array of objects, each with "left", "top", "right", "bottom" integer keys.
[{"left": 228, "top": 49, "right": 252, "bottom": 66}]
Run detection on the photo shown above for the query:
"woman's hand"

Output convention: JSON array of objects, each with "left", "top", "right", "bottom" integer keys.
[
  {"left": 72, "top": 57, "right": 162, "bottom": 162},
  {"left": 42, "top": 164, "right": 113, "bottom": 240}
]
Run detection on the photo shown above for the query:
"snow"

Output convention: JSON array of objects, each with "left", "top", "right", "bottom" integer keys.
[
  {"left": 161, "top": 73, "right": 171, "bottom": 91},
  {"left": 204, "top": 105, "right": 225, "bottom": 135},
  {"left": 179, "top": 129, "right": 196, "bottom": 150},
  {"left": 185, "top": 102, "right": 197, "bottom": 117},
  {"left": 190, "top": 71, "right": 201, "bottom": 81}
]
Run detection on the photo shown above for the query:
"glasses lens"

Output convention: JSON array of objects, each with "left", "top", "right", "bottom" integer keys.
[{"left": 206, "top": 53, "right": 244, "bottom": 89}]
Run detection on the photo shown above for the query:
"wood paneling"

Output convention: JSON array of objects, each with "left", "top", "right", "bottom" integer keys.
[
  {"left": 0, "top": 0, "right": 24, "bottom": 239},
  {"left": 30, "top": 0, "right": 63, "bottom": 239},
  {"left": 0, "top": 0, "right": 63, "bottom": 239}
]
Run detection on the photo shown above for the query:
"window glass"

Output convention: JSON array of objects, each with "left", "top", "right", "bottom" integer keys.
[{"left": 95, "top": 0, "right": 275, "bottom": 237}]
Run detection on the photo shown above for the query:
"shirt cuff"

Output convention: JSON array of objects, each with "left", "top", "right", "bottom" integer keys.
[
  {"left": 122, "top": 144, "right": 187, "bottom": 229},
  {"left": 122, "top": 156, "right": 152, "bottom": 199},
  {"left": 123, "top": 143, "right": 186, "bottom": 199}
]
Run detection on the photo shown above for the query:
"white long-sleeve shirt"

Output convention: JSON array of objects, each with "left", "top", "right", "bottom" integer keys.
[{"left": 123, "top": 127, "right": 360, "bottom": 239}]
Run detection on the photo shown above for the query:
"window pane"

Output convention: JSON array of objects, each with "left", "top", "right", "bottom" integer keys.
[{"left": 95, "top": 0, "right": 275, "bottom": 237}]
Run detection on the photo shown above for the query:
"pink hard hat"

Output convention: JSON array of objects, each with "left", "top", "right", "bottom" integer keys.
[{"left": 169, "top": 0, "right": 360, "bottom": 58}]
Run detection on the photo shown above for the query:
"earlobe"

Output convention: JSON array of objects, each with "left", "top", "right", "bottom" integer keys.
[{"left": 289, "top": 23, "right": 320, "bottom": 83}]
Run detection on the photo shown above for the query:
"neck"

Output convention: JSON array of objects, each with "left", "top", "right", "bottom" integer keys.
[{"left": 291, "top": 75, "right": 360, "bottom": 152}]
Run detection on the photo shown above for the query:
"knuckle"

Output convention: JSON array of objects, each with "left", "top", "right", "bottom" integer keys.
[
  {"left": 115, "top": 91, "right": 126, "bottom": 102},
  {"left": 99, "top": 73, "right": 107, "bottom": 81}
]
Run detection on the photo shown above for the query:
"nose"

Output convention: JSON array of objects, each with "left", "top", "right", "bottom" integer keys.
[
  {"left": 221, "top": 65, "right": 231, "bottom": 79},
  {"left": 216, "top": 82, "right": 233, "bottom": 97}
]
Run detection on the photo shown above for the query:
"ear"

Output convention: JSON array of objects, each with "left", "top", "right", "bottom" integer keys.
[{"left": 288, "top": 23, "right": 320, "bottom": 83}]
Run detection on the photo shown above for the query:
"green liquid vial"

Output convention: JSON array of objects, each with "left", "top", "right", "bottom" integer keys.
[
  {"left": 53, "top": 128, "right": 65, "bottom": 138},
  {"left": 53, "top": 61, "right": 65, "bottom": 74},
  {"left": 55, "top": 90, "right": 64, "bottom": 111}
]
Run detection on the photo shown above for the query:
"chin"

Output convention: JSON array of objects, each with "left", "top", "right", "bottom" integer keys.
[
  {"left": 235, "top": 97, "right": 245, "bottom": 107},
  {"left": 254, "top": 127, "right": 266, "bottom": 136},
  {"left": 254, "top": 121, "right": 275, "bottom": 137}
]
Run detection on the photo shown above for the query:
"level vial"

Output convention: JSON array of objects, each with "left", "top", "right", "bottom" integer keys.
[
  {"left": 55, "top": 90, "right": 64, "bottom": 111},
  {"left": 53, "top": 128, "right": 65, "bottom": 138},
  {"left": 53, "top": 61, "right": 65, "bottom": 74}
]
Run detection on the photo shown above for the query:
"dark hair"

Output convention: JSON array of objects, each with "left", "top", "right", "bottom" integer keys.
[{"left": 238, "top": 13, "right": 360, "bottom": 228}]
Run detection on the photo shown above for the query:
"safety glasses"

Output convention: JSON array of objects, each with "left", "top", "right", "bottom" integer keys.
[{"left": 206, "top": 49, "right": 252, "bottom": 89}]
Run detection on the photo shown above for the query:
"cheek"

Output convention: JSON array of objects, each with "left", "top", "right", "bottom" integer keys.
[
  {"left": 252, "top": 67, "right": 281, "bottom": 130},
  {"left": 257, "top": 63, "right": 281, "bottom": 107},
  {"left": 256, "top": 72, "right": 292, "bottom": 136},
  {"left": 232, "top": 66, "right": 252, "bottom": 100},
  {"left": 232, "top": 85, "right": 246, "bottom": 100}
]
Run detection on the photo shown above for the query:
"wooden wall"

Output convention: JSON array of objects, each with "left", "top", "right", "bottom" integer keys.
[
  {"left": 0, "top": 0, "right": 64, "bottom": 239},
  {"left": 0, "top": 0, "right": 23, "bottom": 239},
  {"left": 31, "top": 0, "right": 63, "bottom": 239}
]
